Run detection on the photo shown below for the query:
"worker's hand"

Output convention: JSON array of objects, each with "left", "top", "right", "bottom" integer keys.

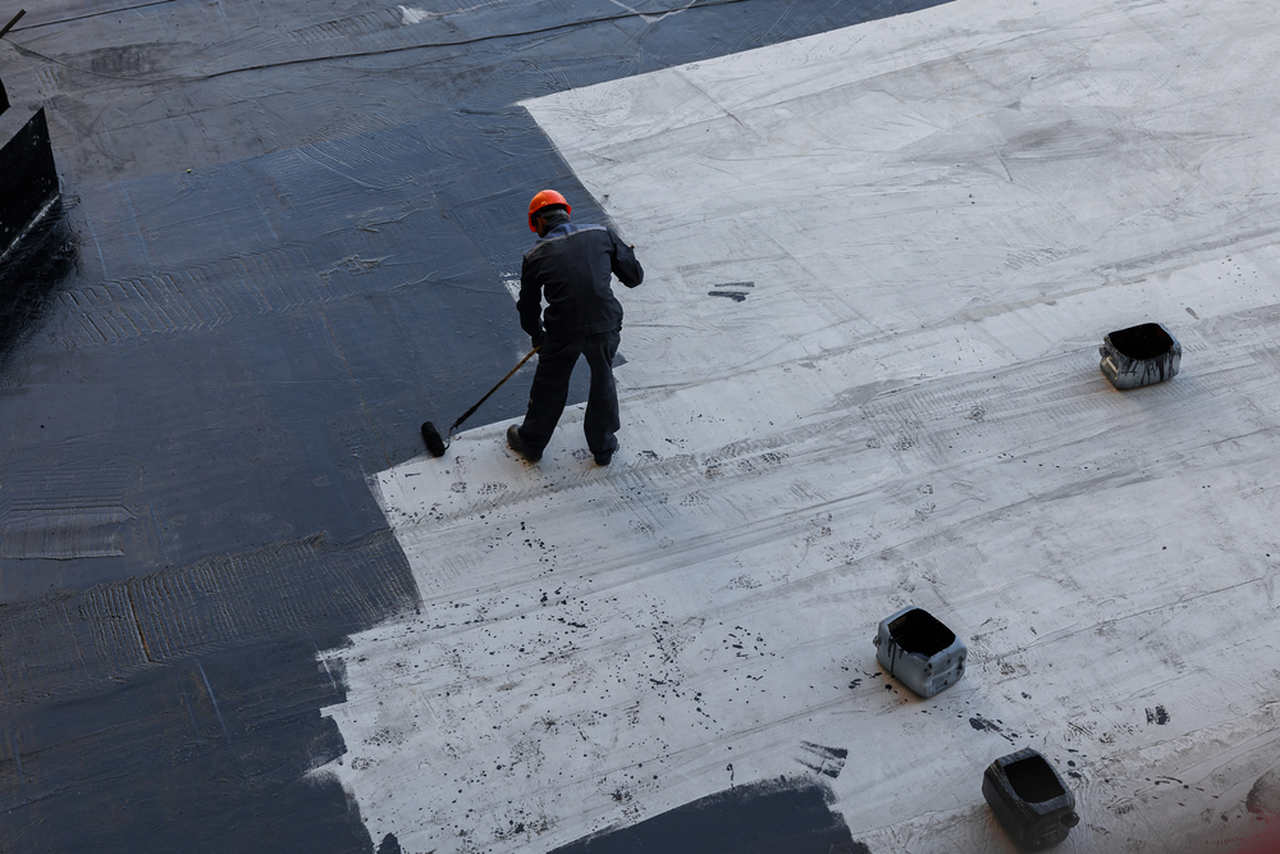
[{"left": 530, "top": 333, "right": 544, "bottom": 351}]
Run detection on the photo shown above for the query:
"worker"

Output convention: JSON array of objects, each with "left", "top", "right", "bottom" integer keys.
[{"left": 507, "top": 189, "right": 644, "bottom": 465}]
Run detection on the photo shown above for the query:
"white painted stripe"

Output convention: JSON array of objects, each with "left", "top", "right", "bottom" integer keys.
[
  {"left": 396, "top": 5, "right": 429, "bottom": 25},
  {"left": 316, "top": 1, "right": 1280, "bottom": 851},
  {"left": 500, "top": 271, "right": 520, "bottom": 302}
]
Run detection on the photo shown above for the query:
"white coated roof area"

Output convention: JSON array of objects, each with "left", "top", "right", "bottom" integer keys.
[{"left": 315, "top": 0, "right": 1280, "bottom": 850}]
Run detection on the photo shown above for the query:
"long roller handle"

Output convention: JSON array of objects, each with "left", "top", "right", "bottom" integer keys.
[
  {"left": 448, "top": 346, "right": 540, "bottom": 435},
  {"left": 1, "top": 9, "right": 26, "bottom": 39}
]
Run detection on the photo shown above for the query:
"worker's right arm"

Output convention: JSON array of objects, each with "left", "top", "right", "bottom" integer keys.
[
  {"left": 608, "top": 229, "right": 644, "bottom": 288},
  {"left": 517, "top": 255, "right": 544, "bottom": 346}
]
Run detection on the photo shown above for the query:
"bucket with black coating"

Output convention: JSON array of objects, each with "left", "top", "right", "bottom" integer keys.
[
  {"left": 1099, "top": 322, "right": 1181, "bottom": 389},
  {"left": 983, "top": 748, "right": 1079, "bottom": 850},
  {"left": 873, "top": 605, "right": 966, "bottom": 698}
]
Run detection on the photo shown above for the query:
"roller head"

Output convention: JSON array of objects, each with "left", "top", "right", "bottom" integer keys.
[{"left": 421, "top": 421, "right": 447, "bottom": 457}]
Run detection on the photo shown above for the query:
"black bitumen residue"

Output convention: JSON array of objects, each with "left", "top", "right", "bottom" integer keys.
[
  {"left": 550, "top": 777, "right": 870, "bottom": 854},
  {"left": 970, "top": 715, "right": 1019, "bottom": 744},
  {"left": 1145, "top": 705, "right": 1170, "bottom": 725},
  {"left": 1246, "top": 768, "right": 1280, "bottom": 816},
  {"left": 0, "top": 0, "right": 957, "bottom": 851},
  {"left": 797, "top": 741, "right": 850, "bottom": 779},
  {"left": 707, "top": 281, "right": 755, "bottom": 302}
]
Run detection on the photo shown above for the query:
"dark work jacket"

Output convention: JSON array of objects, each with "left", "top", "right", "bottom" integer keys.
[{"left": 519, "top": 216, "right": 644, "bottom": 342}]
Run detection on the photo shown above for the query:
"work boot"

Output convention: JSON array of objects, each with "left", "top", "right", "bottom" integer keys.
[
  {"left": 507, "top": 425, "right": 542, "bottom": 462},
  {"left": 592, "top": 437, "right": 617, "bottom": 467}
]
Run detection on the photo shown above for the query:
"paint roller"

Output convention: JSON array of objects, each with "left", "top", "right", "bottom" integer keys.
[{"left": 421, "top": 346, "right": 540, "bottom": 457}]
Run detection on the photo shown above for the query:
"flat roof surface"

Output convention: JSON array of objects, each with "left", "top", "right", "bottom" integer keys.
[{"left": 3, "top": 0, "right": 1279, "bottom": 852}]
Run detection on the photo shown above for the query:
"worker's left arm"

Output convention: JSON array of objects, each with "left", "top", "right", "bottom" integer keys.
[{"left": 608, "top": 229, "right": 644, "bottom": 288}]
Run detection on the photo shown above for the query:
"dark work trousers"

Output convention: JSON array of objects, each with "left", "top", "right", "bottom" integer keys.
[{"left": 519, "top": 330, "right": 621, "bottom": 456}]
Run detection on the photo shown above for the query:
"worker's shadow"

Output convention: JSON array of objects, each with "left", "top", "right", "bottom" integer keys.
[{"left": 0, "top": 198, "right": 77, "bottom": 373}]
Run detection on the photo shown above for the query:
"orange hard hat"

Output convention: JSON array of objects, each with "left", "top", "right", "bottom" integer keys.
[{"left": 528, "top": 189, "right": 570, "bottom": 231}]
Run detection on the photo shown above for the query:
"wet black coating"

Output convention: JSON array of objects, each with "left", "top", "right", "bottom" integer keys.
[
  {"left": 0, "top": 106, "right": 58, "bottom": 253},
  {"left": 1, "top": 0, "right": 953, "bottom": 850},
  {"left": 4, "top": 641, "right": 368, "bottom": 852},
  {"left": 552, "top": 778, "right": 870, "bottom": 854},
  {"left": 0, "top": 199, "right": 75, "bottom": 370}
]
